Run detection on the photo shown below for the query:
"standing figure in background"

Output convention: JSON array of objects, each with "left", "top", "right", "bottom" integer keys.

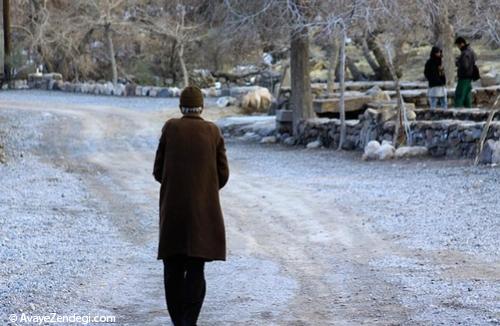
[
  {"left": 454, "top": 37, "right": 478, "bottom": 108},
  {"left": 424, "top": 46, "right": 448, "bottom": 109}
]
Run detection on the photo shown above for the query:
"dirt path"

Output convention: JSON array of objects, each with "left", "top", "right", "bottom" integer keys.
[{"left": 1, "top": 91, "right": 498, "bottom": 325}]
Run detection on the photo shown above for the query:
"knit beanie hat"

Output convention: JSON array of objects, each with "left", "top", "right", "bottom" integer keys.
[{"left": 180, "top": 86, "right": 204, "bottom": 109}]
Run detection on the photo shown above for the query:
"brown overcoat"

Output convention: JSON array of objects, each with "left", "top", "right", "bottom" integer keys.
[{"left": 153, "top": 115, "right": 229, "bottom": 261}]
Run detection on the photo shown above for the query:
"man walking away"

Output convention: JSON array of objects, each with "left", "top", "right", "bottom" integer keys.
[
  {"left": 454, "top": 37, "right": 478, "bottom": 108},
  {"left": 153, "top": 86, "right": 230, "bottom": 326},
  {"left": 424, "top": 46, "right": 448, "bottom": 109}
]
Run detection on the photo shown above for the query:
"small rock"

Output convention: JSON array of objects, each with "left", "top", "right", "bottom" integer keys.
[
  {"left": 260, "top": 136, "right": 277, "bottom": 144},
  {"left": 216, "top": 96, "right": 237, "bottom": 108},
  {"left": 306, "top": 140, "right": 322, "bottom": 149},
  {"left": 362, "top": 140, "right": 381, "bottom": 161},
  {"left": 284, "top": 136, "right": 296, "bottom": 146}
]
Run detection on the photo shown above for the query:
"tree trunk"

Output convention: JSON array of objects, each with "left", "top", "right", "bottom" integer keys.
[
  {"left": 290, "top": 27, "right": 313, "bottom": 135},
  {"left": 361, "top": 37, "right": 380, "bottom": 74},
  {"left": 367, "top": 34, "right": 393, "bottom": 80},
  {"left": 326, "top": 37, "right": 339, "bottom": 95},
  {"left": 3, "top": 0, "right": 12, "bottom": 85},
  {"left": 338, "top": 26, "right": 347, "bottom": 150},
  {"left": 168, "top": 39, "right": 177, "bottom": 84},
  {"left": 105, "top": 23, "right": 118, "bottom": 85},
  {"left": 275, "top": 63, "right": 289, "bottom": 99},
  {"left": 346, "top": 56, "right": 367, "bottom": 81},
  {"left": 178, "top": 42, "right": 189, "bottom": 88},
  {"left": 434, "top": 4, "right": 455, "bottom": 87}
]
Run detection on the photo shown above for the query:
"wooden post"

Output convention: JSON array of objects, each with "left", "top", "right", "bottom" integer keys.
[
  {"left": 337, "top": 24, "right": 347, "bottom": 150},
  {"left": 474, "top": 95, "right": 500, "bottom": 165}
]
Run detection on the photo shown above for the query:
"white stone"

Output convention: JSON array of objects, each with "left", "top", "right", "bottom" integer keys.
[
  {"left": 362, "top": 140, "right": 381, "bottom": 161},
  {"left": 284, "top": 136, "right": 296, "bottom": 145},
  {"left": 240, "top": 132, "right": 261, "bottom": 142},
  {"left": 141, "top": 86, "right": 151, "bottom": 97},
  {"left": 260, "top": 136, "right": 277, "bottom": 144},
  {"left": 103, "top": 82, "right": 114, "bottom": 95},
  {"left": 306, "top": 140, "right": 322, "bottom": 149},
  {"left": 377, "top": 142, "right": 395, "bottom": 160},
  {"left": 114, "top": 84, "right": 126, "bottom": 96},
  {"left": 170, "top": 87, "right": 181, "bottom": 97},
  {"left": 395, "top": 146, "right": 428, "bottom": 159},
  {"left": 149, "top": 87, "right": 158, "bottom": 97},
  {"left": 95, "top": 83, "right": 105, "bottom": 95},
  {"left": 216, "top": 96, "right": 237, "bottom": 108}
]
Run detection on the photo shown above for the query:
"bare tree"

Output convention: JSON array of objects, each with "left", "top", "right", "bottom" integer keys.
[
  {"left": 138, "top": 0, "right": 209, "bottom": 88},
  {"left": 223, "top": 0, "right": 318, "bottom": 134},
  {"left": 78, "top": 0, "right": 128, "bottom": 85}
]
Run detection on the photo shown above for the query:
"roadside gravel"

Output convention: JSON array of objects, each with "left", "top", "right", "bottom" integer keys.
[{"left": 0, "top": 109, "right": 123, "bottom": 324}]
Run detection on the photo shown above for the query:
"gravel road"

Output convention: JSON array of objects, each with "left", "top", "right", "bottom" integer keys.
[{"left": 0, "top": 90, "right": 499, "bottom": 325}]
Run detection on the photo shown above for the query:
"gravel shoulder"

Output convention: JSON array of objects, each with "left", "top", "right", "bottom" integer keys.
[{"left": 0, "top": 90, "right": 499, "bottom": 325}]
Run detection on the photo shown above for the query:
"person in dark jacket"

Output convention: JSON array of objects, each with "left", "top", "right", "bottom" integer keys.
[
  {"left": 454, "top": 37, "right": 477, "bottom": 108},
  {"left": 153, "top": 86, "right": 229, "bottom": 326},
  {"left": 424, "top": 46, "right": 448, "bottom": 109}
]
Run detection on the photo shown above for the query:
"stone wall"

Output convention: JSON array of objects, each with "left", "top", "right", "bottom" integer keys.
[
  {"left": 295, "top": 118, "right": 363, "bottom": 150},
  {"left": 293, "top": 108, "right": 500, "bottom": 159},
  {"left": 18, "top": 74, "right": 221, "bottom": 98}
]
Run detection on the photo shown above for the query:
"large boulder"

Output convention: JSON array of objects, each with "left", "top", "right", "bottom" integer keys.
[{"left": 240, "top": 87, "right": 273, "bottom": 114}]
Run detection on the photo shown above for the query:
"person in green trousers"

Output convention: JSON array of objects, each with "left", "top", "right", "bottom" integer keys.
[{"left": 454, "top": 37, "right": 477, "bottom": 108}]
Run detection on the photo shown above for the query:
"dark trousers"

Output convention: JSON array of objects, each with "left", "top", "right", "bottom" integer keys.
[
  {"left": 163, "top": 257, "right": 206, "bottom": 326},
  {"left": 455, "top": 78, "right": 473, "bottom": 108}
]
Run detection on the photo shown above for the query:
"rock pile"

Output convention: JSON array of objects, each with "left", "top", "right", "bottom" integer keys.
[{"left": 24, "top": 73, "right": 216, "bottom": 98}]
